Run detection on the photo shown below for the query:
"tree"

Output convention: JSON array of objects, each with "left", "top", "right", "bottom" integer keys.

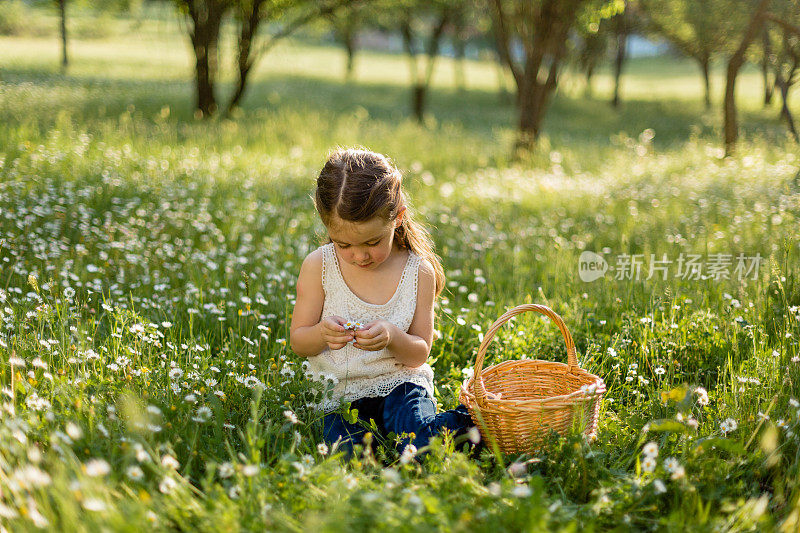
[
  {"left": 174, "top": 0, "right": 354, "bottom": 117},
  {"left": 639, "top": 0, "right": 743, "bottom": 109},
  {"left": 396, "top": 0, "right": 457, "bottom": 123},
  {"left": 723, "top": 0, "right": 770, "bottom": 155},
  {"left": 176, "top": 0, "right": 232, "bottom": 117},
  {"left": 609, "top": 3, "right": 638, "bottom": 108},
  {"left": 575, "top": 21, "right": 610, "bottom": 98},
  {"left": 227, "top": 0, "right": 353, "bottom": 114},
  {"left": 492, "top": 0, "right": 623, "bottom": 149},
  {"left": 57, "top": 0, "right": 68, "bottom": 69},
  {"left": 764, "top": 10, "right": 800, "bottom": 141},
  {"left": 326, "top": 3, "right": 365, "bottom": 81}
]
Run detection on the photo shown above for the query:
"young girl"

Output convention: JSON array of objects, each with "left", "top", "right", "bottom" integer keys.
[{"left": 289, "top": 148, "right": 476, "bottom": 459}]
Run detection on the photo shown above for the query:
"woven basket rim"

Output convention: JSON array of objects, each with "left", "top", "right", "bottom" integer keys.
[{"left": 460, "top": 359, "right": 606, "bottom": 408}]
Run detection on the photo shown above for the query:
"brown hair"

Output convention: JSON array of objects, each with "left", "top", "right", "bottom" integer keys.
[{"left": 315, "top": 148, "right": 445, "bottom": 296}]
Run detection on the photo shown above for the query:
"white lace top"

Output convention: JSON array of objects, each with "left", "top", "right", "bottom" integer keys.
[{"left": 305, "top": 242, "right": 436, "bottom": 413}]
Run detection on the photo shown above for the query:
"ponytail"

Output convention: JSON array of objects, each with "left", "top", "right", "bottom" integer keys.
[{"left": 394, "top": 201, "right": 445, "bottom": 297}]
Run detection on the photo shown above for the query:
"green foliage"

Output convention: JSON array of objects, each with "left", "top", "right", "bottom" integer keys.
[{"left": 0, "top": 0, "right": 26, "bottom": 35}]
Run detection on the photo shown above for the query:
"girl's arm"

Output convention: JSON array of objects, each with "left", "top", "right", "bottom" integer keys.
[
  {"left": 289, "top": 249, "right": 353, "bottom": 357},
  {"left": 355, "top": 259, "right": 436, "bottom": 368}
]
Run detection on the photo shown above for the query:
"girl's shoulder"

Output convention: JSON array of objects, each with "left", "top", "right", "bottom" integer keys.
[
  {"left": 415, "top": 255, "right": 434, "bottom": 277},
  {"left": 297, "top": 246, "right": 326, "bottom": 286}
]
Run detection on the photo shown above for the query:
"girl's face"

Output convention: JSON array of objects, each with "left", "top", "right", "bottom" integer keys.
[{"left": 327, "top": 212, "right": 404, "bottom": 271}]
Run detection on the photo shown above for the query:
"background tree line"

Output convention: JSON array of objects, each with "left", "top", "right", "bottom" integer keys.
[{"left": 31, "top": 0, "right": 800, "bottom": 155}]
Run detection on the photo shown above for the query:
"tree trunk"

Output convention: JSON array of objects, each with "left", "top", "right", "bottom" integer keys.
[
  {"left": 58, "top": 0, "right": 68, "bottom": 69},
  {"left": 412, "top": 84, "right": 426, "bottom": 123},
  {"left": 453, "top": 36, "right": 466, "bottom": 92},
  {"left": 698, "top": 55, "right": 711, "bottom": 109},
  {"left": 492, "top": 0, "right": 583, "bottom": 151},
  {"left": 776, "top": 60, "right": 799, "bottom": 142},
  {"left": 584, "top": 64, "right": 595, "bottom": 98},
  {"left": 227, "top": 0, "right": 263, "bottom": 114},
  {"left": 612, "top": 31, "right": 627, "bottom": 108},
  {"left": 495, "top": 55, "right": 511, "bottom": 104},
  {"left": 401, "top": 9, "right": 450, "bottom": 123},
  {"left": 724, "top": 0, "right": 770, "bottom": 156},
  {"left": 344, "top": 29, "right": 356, "bottom": 81},
  {"left": 762, "top": 28, "right": 774, "bottom": 106},
  {"left": 185, "top": 0, "right": 228, "bottom": 117}
]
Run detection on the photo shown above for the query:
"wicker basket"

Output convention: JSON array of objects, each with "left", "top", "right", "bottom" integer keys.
[{"left": 458, "top": 304, "right": 605, "bottom": 454}]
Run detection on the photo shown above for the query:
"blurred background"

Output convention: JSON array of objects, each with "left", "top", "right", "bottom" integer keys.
[{"left": 1, "top": 0, "right": 797, "bottom": 160}]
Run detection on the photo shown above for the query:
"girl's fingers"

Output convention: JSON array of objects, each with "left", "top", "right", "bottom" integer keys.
[
  {"left": 356, "top": 326, "right": 380, "bottom": 339},
  {"left": 354, "top": 335, "right": 384, "bottom": 348}
]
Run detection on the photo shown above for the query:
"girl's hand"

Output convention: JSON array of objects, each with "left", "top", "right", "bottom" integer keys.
[
  {"left": 353, "top": 320, "right": 393, "bottom": 351},
  {"left": 319, "top": 316, "right": 353, "bottom": 350}
]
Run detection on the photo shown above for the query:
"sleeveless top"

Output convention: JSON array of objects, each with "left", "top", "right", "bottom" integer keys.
[{"left": 305, "top": 242, "right": 436, "bottom": 413}]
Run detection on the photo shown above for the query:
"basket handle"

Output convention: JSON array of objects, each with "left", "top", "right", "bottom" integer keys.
[{"left": 473, "top": 304, "right": 578, "bottom": 407}]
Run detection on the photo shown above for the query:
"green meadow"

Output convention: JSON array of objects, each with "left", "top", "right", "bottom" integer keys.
[{"left": 0, "top": 10, "right": 799, "bottom": 531}]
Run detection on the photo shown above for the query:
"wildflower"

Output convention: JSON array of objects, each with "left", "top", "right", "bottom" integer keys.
[
  {"left": 462, "top": 367, "right": 474, "bottom": 379},
  {"left": 654, "top": 366, "right": 666, "bottom": 376},
  {"left": 161, "top": 455, "right": 180, "bottom": 470},
  {"left": 467, "top": 426, "right": 481, "bottom": 444},
  {"left": 0, "top": 502, "right": 19, "bottom": 519},
  {"left": 652, "top": 479, "right": 667, "bottom": 494},
  {"left": 720, "top": 418, "right": 738, "bottom": 434},
  {"left": 642, "top": 441, "right": 659, "bottom": 458},
  {"left": 126, "top": 465, "right": 144, "bottom": 482},
  {"left": 400, "top": 444, "right": 417, "bottom": 464},
  {"left": 134, "top": 444, "right": 151, "bottom": 463},
  {"left": 159, "top": 476, "right": 177, "bottom": 494},
  {"left": 641, "top": 456, "right": 656, "bottom": 473},
  {"left": 662, "top": 457, "right": 680, "bottom": 473},
  {"left": 317, "top": 443, "right": 329, "bottom": 456},
  {"left": 670, "top": 465, "right": 686, "bottom": 480},
  {"left": 82, "top": 498, "right": 107, "bottom": 512},
  {"left": 301, "top": 454, "right": 314, "bottom": 469},
  {"left": 508, "top": 462, "right": 526, "bottom": 477},
  {"left": 84, "top": 459, "right": 111, "bottom": 477},
  {"left": 242, "top": 464, "right": 259, "bottom": 477},
  {"left": 607, "top": 347, "right": 618, "bottom": 358},
  {"left": 26, "top": 497, "right": 48, "bottom": 528},
  {"left": 284, "top": 410, "right": 299, "bottom": 424},
  {"left": 218, "top": 462, "right": 235, "bottom": 478},
  {"left": 192, "top": 406, "right": 212, "bottom": 423},
  {"left": 66, "top": 422, "right": 83, "bottom": 440},
  {"left": 511, "top": 484, "right": 532, "bottom": 498},
  {"left": 694, "top": 386, "right": 709, "bottom": 406},
  {"left": 12, "top": 465, "right": 51, "bottom": 488}
]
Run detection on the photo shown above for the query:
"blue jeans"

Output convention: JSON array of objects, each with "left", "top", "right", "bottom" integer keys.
[{"left": 321, "top": 382, "right": 476, "bottom": 459}]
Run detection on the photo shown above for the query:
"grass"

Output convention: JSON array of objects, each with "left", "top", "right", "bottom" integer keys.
[{"left": 1, "top": 9, "right": 800, "bottom": 532}]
